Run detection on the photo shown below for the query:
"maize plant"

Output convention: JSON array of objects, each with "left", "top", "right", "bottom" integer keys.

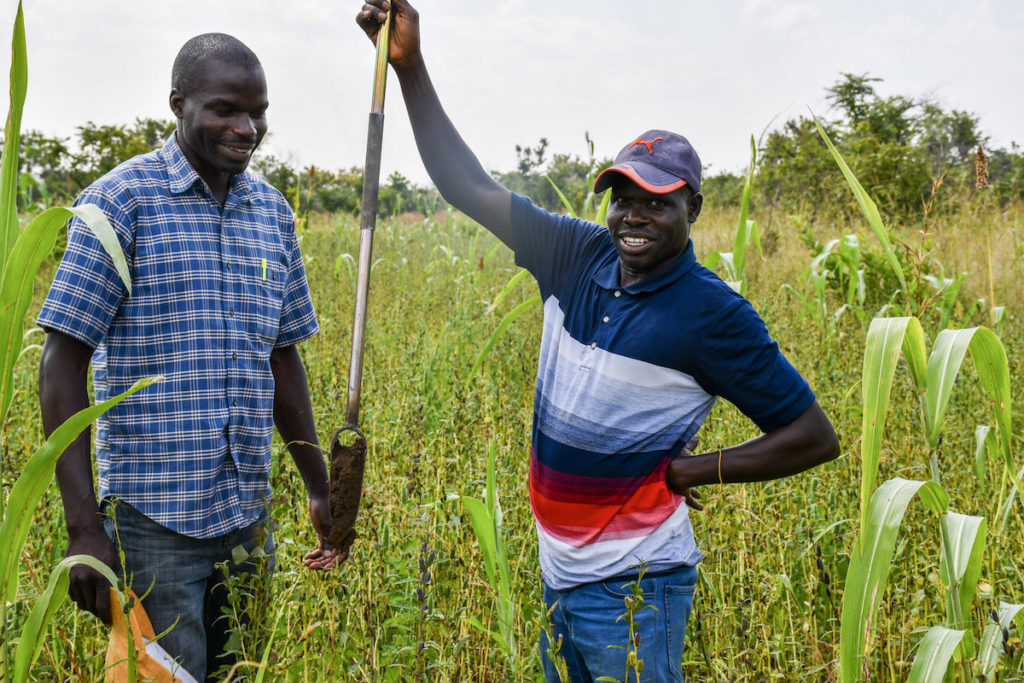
[
  {"left": 0, "top": 3, "right": 159, "bottom": 677},
  {"left": 704, "top": 135, "right": 761, "bottom": 295}
]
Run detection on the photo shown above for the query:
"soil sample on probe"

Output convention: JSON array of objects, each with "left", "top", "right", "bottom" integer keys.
[{"left": 328, "top": 433, "right": 366, "bottom": 554}]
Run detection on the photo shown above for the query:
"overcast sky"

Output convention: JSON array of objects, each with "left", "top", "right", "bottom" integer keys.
[{"left": 3, "top": 0, "right": 1023, "bottom": 185}]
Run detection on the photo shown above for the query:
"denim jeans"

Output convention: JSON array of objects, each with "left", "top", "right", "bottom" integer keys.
[
  {"left": 540, "top": 565, "right": 698, "bottom": 683},
  {"left": 102, "top": 500, "right": 275, "bottom": 682}
]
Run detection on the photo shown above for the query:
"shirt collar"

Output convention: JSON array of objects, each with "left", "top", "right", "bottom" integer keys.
[
  {"left": 161, "top": 132, "right": 256, "bottom": 205},
  {"left": 593, "top": 239, "right": 698, "bottom": 294}
]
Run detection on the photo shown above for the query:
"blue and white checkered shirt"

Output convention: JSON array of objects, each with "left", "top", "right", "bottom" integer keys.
[{"left": 38, "top": 134, "right": 319, "bottom": 538}]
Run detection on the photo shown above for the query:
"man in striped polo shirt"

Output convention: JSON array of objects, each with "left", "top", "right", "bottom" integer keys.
[
  {"left": 359, "top": 2, "right": 840, "bottom": 680},
  {"left": 38, "top": 34, "right": 340, "bottom": 680}
]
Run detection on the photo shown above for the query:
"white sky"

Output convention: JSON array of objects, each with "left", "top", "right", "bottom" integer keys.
[{"left": 3, "top": 0, "right": 1023, "bottom": 185}]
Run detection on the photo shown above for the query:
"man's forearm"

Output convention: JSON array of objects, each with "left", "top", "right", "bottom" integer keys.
[
  {"left": 270, "top": 345, "right": 328, "bottom": 498},
  {"left": 666, "top": 402, "right": 840, "bottom": 492},
  {"left": 39, "top": 332, "right": 105, "bottom": 535}
]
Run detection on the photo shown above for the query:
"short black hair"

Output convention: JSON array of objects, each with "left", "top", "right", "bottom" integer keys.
[{"left": 171, "top": 33, "right": 261, "bottom": 96}]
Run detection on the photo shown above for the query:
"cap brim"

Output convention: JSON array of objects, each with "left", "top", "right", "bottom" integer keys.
[{"left": 593, "top": 163, "right": 687, "bottom": 195}]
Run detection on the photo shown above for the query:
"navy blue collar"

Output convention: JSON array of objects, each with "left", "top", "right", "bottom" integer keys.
[{"left": 593, "top": 239, "right": 698, "bottom": 294}]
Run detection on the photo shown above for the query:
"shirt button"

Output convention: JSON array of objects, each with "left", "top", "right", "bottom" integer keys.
[
  {"left": 225, "top": 263, "right": 231, "bottom": 271},
  {"left": 614, "top": 290, "right": 622, "bottom": 298},
  {"left": 602, "top": 316, "right": 610, "bottom": 323},
  {"left": 591, "top": 342, "right": 597, "bottom": 349},
  {"left": 228, "top": 309, "right": 234, "bottom": 317},
  {"left": 232, "top": 399, "right": 238, "bottom": 407},
  {"left": 231, "top": 352, "right": 238, "bottom": 360}
]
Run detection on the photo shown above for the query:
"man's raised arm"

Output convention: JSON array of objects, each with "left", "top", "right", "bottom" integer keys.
[{"left": 357, "top": 0, "right": 514, "bottom": 248}]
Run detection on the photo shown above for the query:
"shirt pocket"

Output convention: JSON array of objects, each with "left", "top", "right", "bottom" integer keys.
[{"left": 245, "top": 257, "right": 286, "bottom": 345}]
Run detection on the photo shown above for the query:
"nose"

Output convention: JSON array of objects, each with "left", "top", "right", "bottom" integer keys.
[
  {"left": 623, "top": 202, "right": 648, "bottom": 226},
  {"left": 233, "top": 114, "right": 258, "bottom": 139}
]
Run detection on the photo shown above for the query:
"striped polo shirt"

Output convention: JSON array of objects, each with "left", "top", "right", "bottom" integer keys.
[
  {"left": 511, "top": 194, "right": 814, "bottom": 590},
  {"left": 38, "top": 134, "right": 318, "bottom": 538}
]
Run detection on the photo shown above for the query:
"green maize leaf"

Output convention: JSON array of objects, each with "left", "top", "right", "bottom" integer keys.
[
  {"left": 0, "top": 376, "right": 160, "bottom": 605},
  {"left": 485, "top": 439, "right": 497, "bottom": 520},
  {"left": 0, "top": 205, "right": 131, "bottom": 429},
  {"left": 991, "top": 305, "right": 1006, "bottom": 327},
  {"left": 928, "top": 326, "right": 1020, "bottom": 512},
  {"left": 485, "top": 441, "right": 511, "bottom": 596},
  {"left": 906, "top": 626, "right": 966, "bottom": 683},
  {"left": 486, "top": 441, "right": 514, "bottom": 656},
  {"left": 334, "top": 251, "right": 356, "bottom": 281},
  {"left": 924, "top": 328, "right": 981, "bottom": 449},
  {"left": 810, "top": 238, "right": 839, "bottom": 273},
  {"left": 973, "top": 425, "right": 993, "bottom": 492},
  {"left": 486, "top": 268, "right": 532, "bottom": 314},
  {"left": 1, "top": 2, "right": 27, "bottom": 267},
  {"left": 854, "top": 269, "right": 866, "bottom": 306},
  {"left": 962, "top": 328, "right": 1017, "bottom": 492},
  {"left": 732, "top": 136, "right": 756, "bottom": 281},
  {"left": 12, "top": 554, "right": 121, "bottom": 683},
  {"left": 71, "top": 203, "right": 132, "bottom": 294},
  {"left": 460, "top": 496, "right": 497, "bottom": 590},
  {"left": 595, "top": 187, "right": 611, "bottom": 225},
  {"left": 978, "top": 623, "right": 1007, "bottom": 678},
  {"left": 467, "top": 295, "right": 541, "bottom": 381},
  {"left": 838, "top": 234, "right": 860, "bottom": 270},
  {"left": 813, "top": 115, "right": 907, "bottom": 295},
  {"left": 937, "top": 512, "right": 985, "bottom": 654},
  {"left": 839, "top": 478, "right": 949, "bottom": 683},
  {"left": 900, "top": 319, "right": 928, "bottom": 391},
  {"left": 702, "top": 251, "right": 723, "bottom": 273},
  {"left": 978, "top": 623, "right": 1002, "bottom": 678},
  {"left": 978, "top": 601, "right": 1024, "bottom": 678},
  {"left": 722, "top": 252, "right": 739, "bottom": 281},
  {"left": 859, "top": 317, "right": 926, "bottom": 531},
  {"left": 720, "top": 252, "right": 737, "bottom": 282},
  {"left": 995, "top": 600, "right": 1024, "bottom": 628},
  {"left": 544, "top": 175, "right": 576, "bottom": 218}
]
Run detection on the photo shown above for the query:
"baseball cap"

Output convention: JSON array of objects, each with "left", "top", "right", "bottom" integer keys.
[{"left": 593, "top": 130, "right": 702, "bottom": 195}]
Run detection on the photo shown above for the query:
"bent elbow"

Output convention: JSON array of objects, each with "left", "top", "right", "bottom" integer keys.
[{"left": 818, "top": 423, "right": 841, "bottom": 465}]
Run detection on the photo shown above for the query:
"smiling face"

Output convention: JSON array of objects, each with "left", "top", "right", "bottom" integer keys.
[
  {"left": 605, "top": 176, "right": 703, "bottom": 287},
  {"left": 170, "top": 57, "right": 268, "bottom": 199}
]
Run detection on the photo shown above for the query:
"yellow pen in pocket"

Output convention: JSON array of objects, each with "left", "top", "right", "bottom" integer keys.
[{"left": 261, "top": 257, "right": 267, "bottom": 281}]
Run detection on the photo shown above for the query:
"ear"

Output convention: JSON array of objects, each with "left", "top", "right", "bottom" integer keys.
[
  {"left": 169, "top": 89, "right": 185, "bottom": 119},
  {"left": 687, "top": 192, "right": 703, "bottom": 223}
]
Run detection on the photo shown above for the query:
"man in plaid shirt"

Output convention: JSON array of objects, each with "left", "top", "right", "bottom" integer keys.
[{"left": 38, "top": 33, "right": 340, "bottom": 680}]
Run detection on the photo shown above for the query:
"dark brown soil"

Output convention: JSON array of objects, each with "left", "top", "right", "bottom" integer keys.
[{"left": 328, "top": 432, "right": 366, "bottom": 554}]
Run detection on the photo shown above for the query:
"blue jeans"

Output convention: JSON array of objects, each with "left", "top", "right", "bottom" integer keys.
[
  {"left": 540, "top": 565, "right": 698, "bottom": 683},
  {"left": 102, "top": 500, "right": 275, "bottom": 682}
]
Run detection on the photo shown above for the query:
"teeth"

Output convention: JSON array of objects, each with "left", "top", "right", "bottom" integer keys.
[
  {"left": 226, "top": 145, "right": 251, "bottom": 154},
  {"left": 622, "top": 236, "right": 648, "bottom": 247}
]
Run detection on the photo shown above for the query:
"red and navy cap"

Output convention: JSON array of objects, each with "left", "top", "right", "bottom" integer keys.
[{"left": 593, "top": 130, "right": 702, "bottom": 195}]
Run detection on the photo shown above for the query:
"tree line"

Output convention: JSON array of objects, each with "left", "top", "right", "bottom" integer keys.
[{"left": 4, "top": 73, "right": 1023, "bottom": 220}]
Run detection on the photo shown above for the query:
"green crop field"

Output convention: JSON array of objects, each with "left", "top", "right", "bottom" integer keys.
[{"left": 4, "top": 193, "right": 1024, "bottom": 680}]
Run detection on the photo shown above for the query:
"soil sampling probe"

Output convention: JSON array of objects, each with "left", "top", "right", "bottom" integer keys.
[{"left": 327, "top": 7, "right": 391, "bottom": 554}]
